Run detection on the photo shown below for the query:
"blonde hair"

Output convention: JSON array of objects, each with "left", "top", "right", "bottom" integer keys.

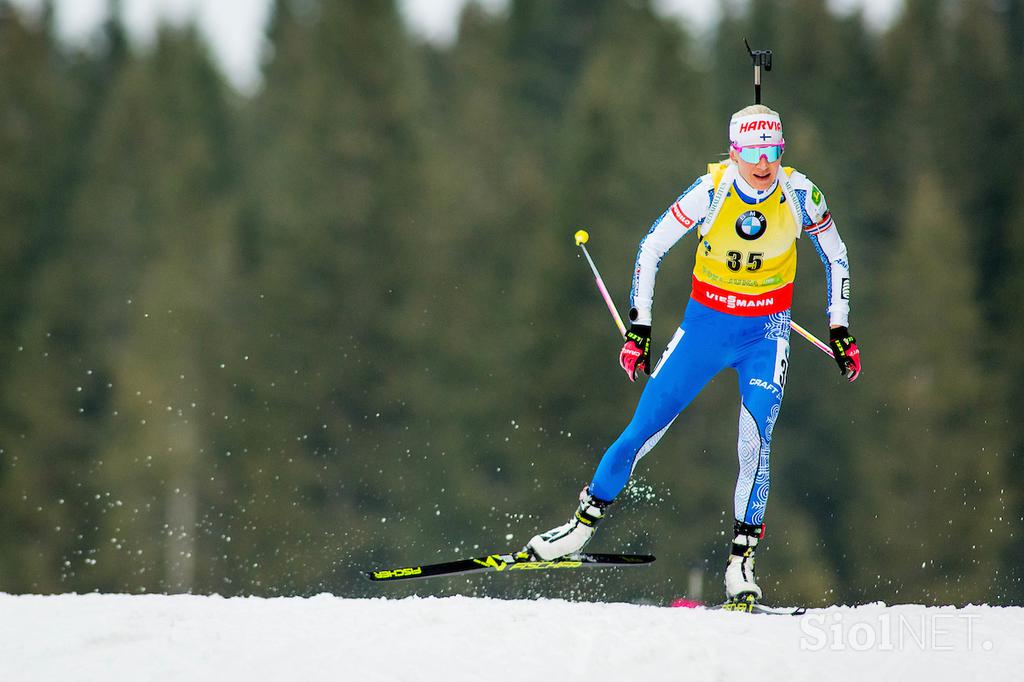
[{"left": 732, "top": 104, "right": 781, "bottom": 119}]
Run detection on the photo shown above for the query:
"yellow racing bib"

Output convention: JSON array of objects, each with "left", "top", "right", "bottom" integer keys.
[{"left": 691, "top": 163, "right": 798, "bottom": 315}]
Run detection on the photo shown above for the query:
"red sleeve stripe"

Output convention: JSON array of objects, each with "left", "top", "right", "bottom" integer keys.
[
  {"left": 804, "top": 212, "right": 833, "bottom": 236},
  {"left": 671, "top": 203, "right": 695, "bottom": 228}
]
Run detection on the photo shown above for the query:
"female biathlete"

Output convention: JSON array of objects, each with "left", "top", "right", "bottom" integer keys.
[{"left": 525, "top": 105, "right": 861, "bottom": 607}]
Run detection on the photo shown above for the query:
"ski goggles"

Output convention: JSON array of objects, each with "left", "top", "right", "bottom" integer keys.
[{"left": 731, "top": 143, "right": 785, "bottom": 164}]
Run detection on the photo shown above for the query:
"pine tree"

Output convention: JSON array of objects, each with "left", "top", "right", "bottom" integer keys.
[
  {"left": 842, "top": 172, "right": 1012, "bottom": 603},
  {"left": 0, "top": 3, "right": 99, "bottom": 592},
  {"left": 235, "top": 0, "right": 432, "bottom": 593},
  {"left": 0, "top": 3, "right": 76, "bottom": 373},
  {"left": 3, "top": 21, "right": 243, "bottom": 593},
  {"left": 945, "top": 0, "right": 1020, "bottom": 325}
]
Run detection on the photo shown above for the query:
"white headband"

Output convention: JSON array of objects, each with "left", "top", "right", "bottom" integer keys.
[{"left": 729, "top": 113, "right": 784, "bottom": 147}]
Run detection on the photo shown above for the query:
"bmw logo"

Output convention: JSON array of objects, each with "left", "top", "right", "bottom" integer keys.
[{"left": 735, "top": 210, "right": 767, "bottom": 240}]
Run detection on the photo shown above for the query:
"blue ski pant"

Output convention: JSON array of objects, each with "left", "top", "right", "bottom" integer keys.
[{"left": 590, "top": 299, "right": 792, "bottom": 526}]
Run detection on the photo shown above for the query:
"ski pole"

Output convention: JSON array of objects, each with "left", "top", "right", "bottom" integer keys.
[
  {"left": 573, "top": 230, "right": 835, "bottom": 359},
  {"left": 789, "top": 319, "right": 834, "bottom": 359},
  {"left": 574, "top": 229, "right": 627, "bottom": 338}
]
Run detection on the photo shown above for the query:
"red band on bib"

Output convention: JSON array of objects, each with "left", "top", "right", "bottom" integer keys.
[{"left": 690, "top": 276, "right": 792, "bottom": 316}]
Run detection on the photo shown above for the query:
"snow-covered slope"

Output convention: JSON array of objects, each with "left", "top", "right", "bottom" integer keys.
[{"left": 0, "top": 594, "right": 1019, "bottom": 681}]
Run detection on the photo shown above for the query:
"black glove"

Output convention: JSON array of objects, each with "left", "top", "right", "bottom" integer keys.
[
  {"left": 619, "top": 324, "right": 652, "bottom": 382},
  {"left": 828, "top": 326, "right": 861, "bottom": 382}
]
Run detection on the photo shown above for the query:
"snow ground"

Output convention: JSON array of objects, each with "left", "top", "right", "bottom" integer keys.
[{"left": 0, "top": 594, "right": 1019, "bottom": 681}]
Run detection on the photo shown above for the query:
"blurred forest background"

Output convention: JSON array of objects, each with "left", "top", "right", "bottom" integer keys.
[{"left": 1, "top": 0, "right": 1022, "bottom": 607}]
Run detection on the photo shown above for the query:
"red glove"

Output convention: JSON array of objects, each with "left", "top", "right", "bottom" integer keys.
[
  {"left": 829, "top": 326, "right": 861, "bottom": 382},
  {"left": 619, "top": 325, "right": 652, "bottom": 382}
]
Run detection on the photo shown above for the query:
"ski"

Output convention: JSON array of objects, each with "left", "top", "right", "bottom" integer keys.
[
  {"left": 367, "top": 550, "right": 655, "bottom": 582},
  {"left": 707, "top": 600, "right": 807, "bottom": 616}
]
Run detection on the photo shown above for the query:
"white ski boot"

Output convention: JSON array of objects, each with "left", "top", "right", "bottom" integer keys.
[
  {"left": 724, "top": 521, "right": 764, "bottom": 605},
  {"left": 525, "top": 487, "right": 611, "bottom": 560}
]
